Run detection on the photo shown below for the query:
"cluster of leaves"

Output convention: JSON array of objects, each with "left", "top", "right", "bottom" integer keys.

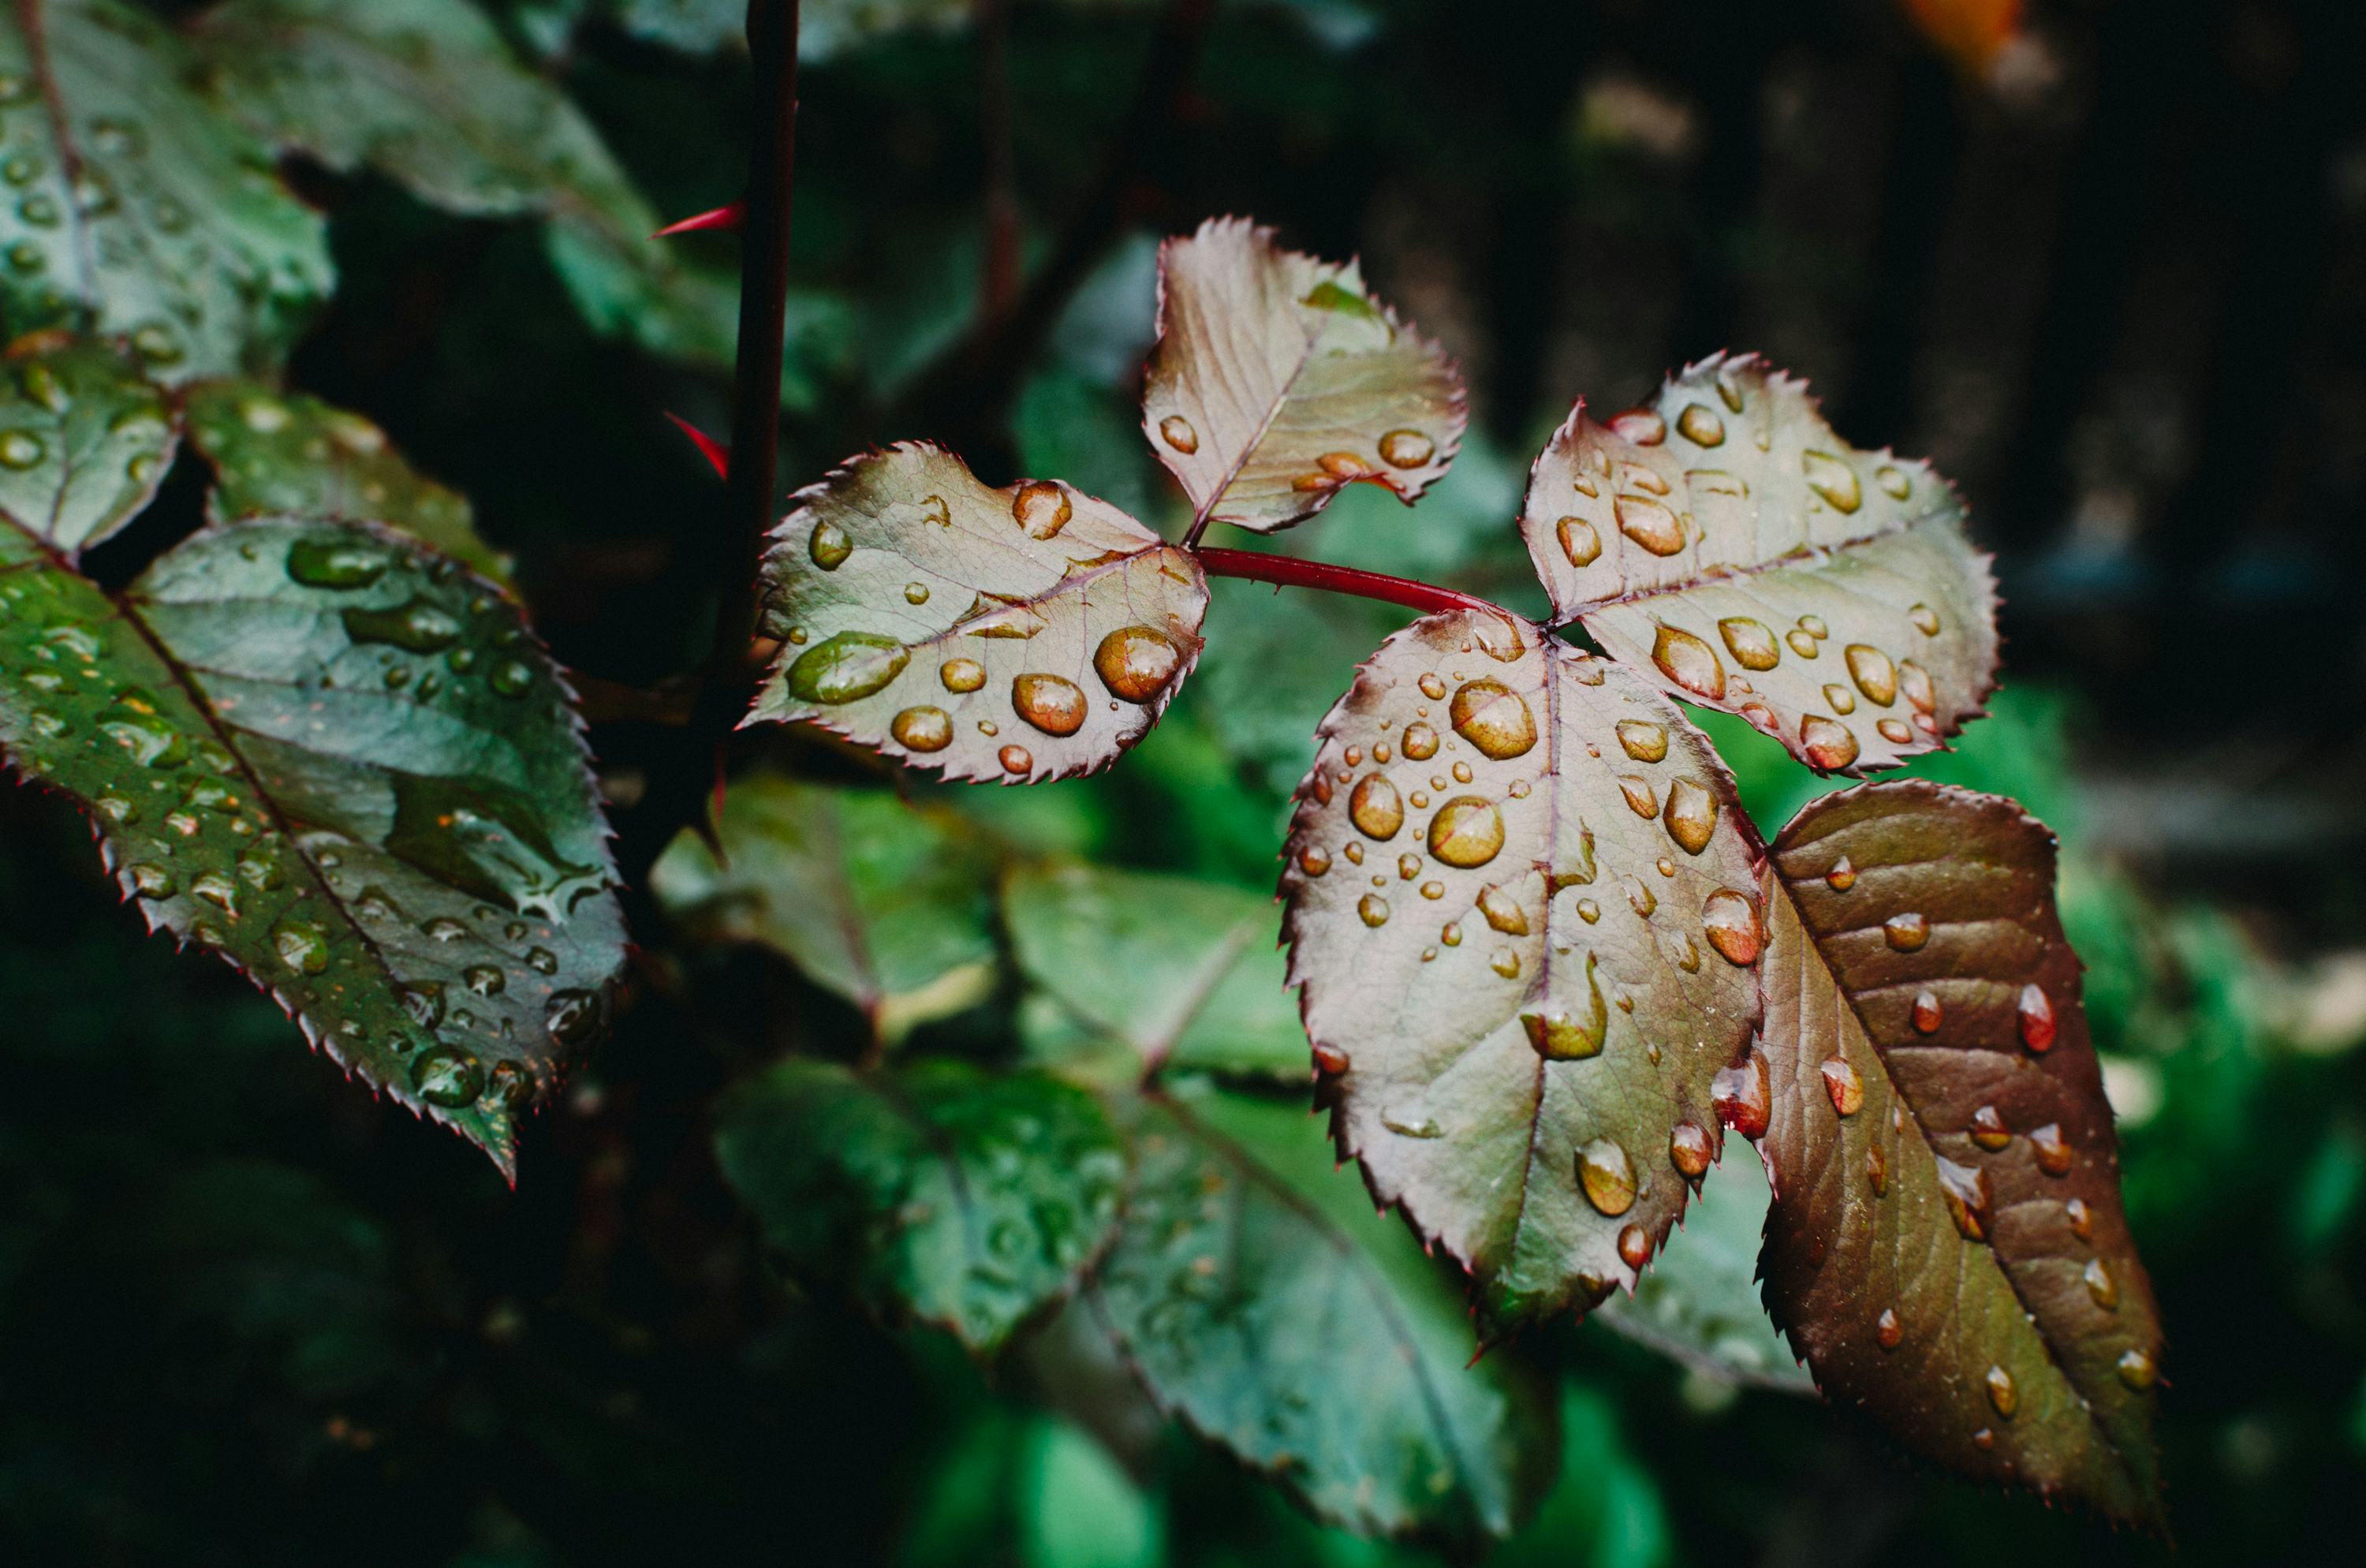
[{"left": 733, "top": 215, "right": 2166, "bottom": 1533}]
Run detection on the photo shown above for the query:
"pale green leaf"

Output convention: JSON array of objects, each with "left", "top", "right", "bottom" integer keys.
[
  {"left": 715, "top": 1056, "right": 1127, "bottom": 1352},
  {"left": 1004, "top": 861, "right": 1304, "bottom": 1082},
  {"left": 0, "top": 0, "right": 333, "bottom": 382},
  {"left": 181, "top": 379, "right": 509, "bottom": 582},
  {"left": 1755, "top": 781, "right": 2163, "bottom": 1525},
  {"left": 1141, "top": 218, "right": 1464, "bottom": 534},
  {"left": 1521, "top": 353, "right": 1998, "bottom": 774},
  {"left": 651, "top": 774, "right": 999, "bottom": 1043},
  {"left": 1092, "top": 1080, "right": 1558, "bottom": 1543},
  {"left": 1281, "top": 609, "right": 1762, "bottom": 1337},
  {"left": 748, "top": 443, "right": 1207, "bottom": 785}
]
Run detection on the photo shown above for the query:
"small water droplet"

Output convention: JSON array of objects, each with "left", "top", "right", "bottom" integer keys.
[
  {"left": 1909, "top": 603, "right": 1940, "bottom": 637},
  {"left": 1383, "top": 1109, "right": 1441, "bottom": 1138},
  {"left": 527, "top": 946, "right": 558, "bottom": 976},
  {"left": 1618, "top": 775, "right": 1658, "bottom": 817},
  {"left": 1845, "top": 644, "right": 1898, "bottom": 706},
  {"left": 1607, "top": 409, "right": 1665, "bottom": 445},
  {"left": 1379, "top": 429, "right": 1435, "bottom": 468},
  {"left": 412, "top": 1046, "right": 484, "bottom": 1108},
  {"left": 1650, "top": 624, "right": 1725, "bottom": 700},
  {"left": 890, "top": 706, "right": 952, "bottom": 752},
  {"left": 1801, "top": 450, "right": 1862, "bottom": 513},
  {"left": 2115, "top": 1347, "right": 2158, "bottom": 1390},
  {"left": 1011, "top": 480, "right": 1073, "bottom": 538},
  {"left": 1092, "top": 625, "right": 1182, "bottom": 703},
  {"left": 1348, "top": 773, "right": 1405, "bottom": 840},
  {"left": 1911, "top": 989, "right": 1942, "bottom": 1033},
  {"left": 1675, "top": 402, "right": 1725, "bottom": 447},
  {"left": 1823, "top": 682, "right": 1857, "bottom": 715},
  {"left": 464, "top": 965, "right": 506, "bottom": 997},
  {"left": 1614, "top": 494, "right": 1685, "bottom": 555},
  {"left": 1663, "top": 776, "right": 1717, "bottom": 854},
  {"left": 1717, "top": 618, "right": 1779, "bottom": 672},
  {"left": 1866, "top": 1142, "right": 1889, "bottom": 1195},
  {"left": 1877, "top": 1308, "right": 1903, "bottom": 1349},
  {"left": 1821, "top": 1056, "right": 1864, "bottom": 1116},
  {"left": 1159, "top": 414, "right": 1197, "bottom": 453},
  {"left": 128, "top": 862, "right": 174, "bottom": 898},
  {"left": 1011, "top": 672, "right": 1088, "bottom": 736},
  {"left": 2066, "top": 1197, "right": 2093, "bottom": 1241},
  {"left": 271, "top": 918, "right": 330, "bottom": 975},
  {"left": 1826, "top": 856, "right": 1856, "bottom": 891},
  {"left": 1702, "top": 890, "right": 1762, "bottom": 965},
  {"left": 1801, "top": 715, "right": 1860, "bottom": 770},
  {"left": 1670, "top": 1122, "right": 1712, "bottom": 1182},
  {"left": 1876, "top": 465, "right": 1912, "bottom": 499},
  {"left": 998, "top": 744, "right": 1032, "bottom": 774},
  {"left": 1969, "top": 1104, "right": 2012, "bottom": 1151},
  {"left": 1489, "top": 948, "right": 1521, "bottom": 979},
  {"left": 2029, "top": 1122, "right": 2073, "bottom": 1177},
  {"left": 2084, "top": 1257, "right": 2119, "bottom": 1312},
  {"left": 1711, "top": 1048, "right": 1771, "bottom": 1138},
  {"left": 1449, "top": 678, "right": 1536, "bottom": 759},
  {"left": 1577, "top": 1137, "right": 1637, "bottom": 1216},
  {"left": 1556, "top": 515, "right": 1600, "bottom": 566},
  {"left": 939, "top": 657, "right": 985, "bottom": 693},
  {"left": 1936, "top": 1155, "right": 1991, "bottom": 1241},
  {"left": 1787, "top": 628, "right": 1819, "bottom": 659},
  {"left": 2017, "top": 984, "right": 2056, "bottom": 1051},
  {"left": 1985, "top": 1365, "right": 2018, "bottom": 1418},
  {"left": 1883, "top": 912, "right": 1930, "bottom": 951}
]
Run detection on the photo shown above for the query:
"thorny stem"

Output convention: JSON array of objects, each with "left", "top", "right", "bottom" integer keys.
[{"left": 1192, "top": 547, "right": 1524, "bottom": 627}]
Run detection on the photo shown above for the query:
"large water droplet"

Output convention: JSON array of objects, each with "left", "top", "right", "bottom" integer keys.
[
  {"left": 547, "top": 988, "right": 605, "bottom": 1050},
  {"left": 1358, "top": 893, "right": 1390, "bottom": 928},
  {"left": 1712, "top": 1048, "right": 1771, "bottom": 1138},
  {"left": 1670, "top": 1122, "right": 1712, "bottom": 1183},
  {"left": 1716, "top": 617, "right": 1779, "bottom": 672},
  {"left": 1845, "top": 644, "right": 1898, "bottom": 706},
  {"left": 1650, "top": 624, "right": 1725, "bottom": 700},
  {"left": 386, "top": 774, "right": 603, "bottom": 921},
  {"left": 1702, "top": 890, "right": 1762, "bottom": 965},
  {"left": 1615, "top": 494, "right": 1685, "bottom": 555},
  {"left": 1821, "top": 1056, "right": 1864, "bottom": 1116},
  {"left": 1608, "top": 722, "right": 1663, "bottom": 765},
  {"left": 1012, "top": 673, "right": 1088, "bottom": 736},
  {"left": 1093, "top": 625, "right": 1182, "bottom": 703},
  {"left": 1663, "top": 776, "right": 1717, "bottom": 854},
  {"left": 1349, "top": 773, "right": 1404, "bottom": 839},
  {"left": 1379, "top": 429, "right": 1435, "bottom": 468},
  {"left": 343, "top": 595, "right": 462, "bottom": 655},
  {"left": 1801, "top": 450, "right": 1862, "bottom": 513},
  {"left": 808, "top": 520, "right": 852, "bottom": 569},
  {"left": 939, "top": 657, "right": 986, "bottom": 693},
  {"left": 270, "top": 917, "right": 330, "bottom": 975},
  {"left": 1011, "top": 480, "right": 1072, "bottom": 539},
  {"left": 890, "top": 705, "right": 952, "bottom": 752},
  {"left": 412, "top": 1046, "right": 484, "bottom": 1108},
  {"left": 1159, "top": 414, "right": 1197, "bottom": 453},
  {"left": 1427, "top": 796, "right": 1504, "bottom": 868},
  {"left": 1521, "top": 953, "right": 1607, "bottom": 1059},
  {"left": 1883, "top": 912, "right": 1929, "bottom": 951},
  {"left": 1801, "top": 716, "right": 1859, "bottom": 770},
  {"left": 1578, "top": 1137, "right": 1637, "bottom": 1216},
  {"left": 1558, "top": 515, "right": 1600, "bottom": 566},
  {"left": 787, "top": 632, "right": 908, "bottom": 704}
]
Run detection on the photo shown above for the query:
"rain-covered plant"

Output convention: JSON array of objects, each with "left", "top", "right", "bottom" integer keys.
[{"left": 0, "top": 0, "right": 2165, "bottom": 1551}]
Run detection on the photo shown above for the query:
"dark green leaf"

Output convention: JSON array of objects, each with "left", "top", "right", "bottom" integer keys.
[
  {"left": 0, "top": 0, "right": 332, "bottom": 382},
  {"left": 650, "top": 775, "right": 999, "bottom": 1043},
  {"left": 1004, "top": 861, "right": 1304, "bottom": 1082},
  {"left": 1755, "top": 780, "right": 2164, "bottom": 1525},
  {"left": 1091, "top": 1081, "right": 1558, "bottom": 1543},
  {"left": 715, "top": 1057, "right": 1128, "bottom": 1352},
  {"left": 0, "top": 469, "right": 623, "bottom": 1171},
  {"left": 0, "top": 336, "right": 174, "bottom": 558},
  {"left": 181, "top": 379, "right": 509, "bottom": 581}
]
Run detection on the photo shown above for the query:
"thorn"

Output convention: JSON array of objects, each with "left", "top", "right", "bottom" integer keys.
[
  {"left": 664, "top": 412, "right": 730, "bottom": 479},
  {"left": 652, "top": 200, "right": 745, "bottom": 238}
]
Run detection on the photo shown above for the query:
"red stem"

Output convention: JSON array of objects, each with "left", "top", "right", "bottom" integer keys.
[{"left": 1193, "top": 547, "right": 1523, "bottom": 624}]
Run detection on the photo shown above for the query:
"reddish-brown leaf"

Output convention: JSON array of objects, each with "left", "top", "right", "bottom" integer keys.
[{"left": 1754, "top": 781, "right": 2164, "bottom": 1525}]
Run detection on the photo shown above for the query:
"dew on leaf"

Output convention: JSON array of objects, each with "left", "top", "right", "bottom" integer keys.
[
  {"left": 1379, "top": 428, "right": 1434, "bottom": 468},
  {"left": 1348, "top": 773, "right": 1404, "bottom": 840},
  {"left": 1821, "top": 1056, "right": 1864, "bottom": 1116},
  {"left": 1427, "top": 796, "right": 1503, "bottom": 868},
  {"left": 998, "top": 744, "right": 1032, "bottom": 774},
  {"left": 1800, "top": 450, "right": 1862, "bottom": 513},
  {"left": 787, "top": 632, "right": 908, "bottom": 704},
  {"left": 890, "top": 706, "right": 952, "bottom": 752},
  {"left": 1010, "top": 480, "right": 1072, "bottom": 539},
  {"left": 1011, "top": 673, "right": 1088, "bottom": 736},
  {"left": 1663, "top": 777, "right": 1717, "bottom": 854},
  {"left": 1614, "top": 494, "right": 1684, "bottom": 555},
  {"left": 1649, "top": 624, "right": 1724, "bottom": 700},
  {"left": 2017, "top": 984, "right": 2056, "bottom": 1051},
  {"left": 1447, "top": 678, "right": 1536, "bottom": 759},
  {"left": 808, "top": 521, "right": 852, "bottom": 569},
  {"left": 1577, "top": 1138, "right": 1637, "bottom": 1217},
  {"left": 939, "top": 657, "right": 985, "bottom": 693},
  {"left": 1883, "top": 912, "right": 1930, "bottom": 951},
  {"left": 1092, "top": 625, "right": 1182, "bottom": 703}
]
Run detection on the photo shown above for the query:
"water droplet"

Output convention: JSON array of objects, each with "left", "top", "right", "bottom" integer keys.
[
  {"left": 1845, "top": 644, "right": 1898, "bottom": 706},
  {"left": 1786, "top": 629, "right": 1819, "bottom": 659},
  {"left": 1625, "top": 876, "right": 1657, "bottom": 918},
  {"left": 1342, "top": 842, "right": 1362, "bottom": 864},
  {"left": 1801, "top": 715, "right": 1859, "bottom": 770},
  {"left": 1668, "top": 401, "right": 1723, "bottom": 447},
  {"left": 1577, "top": 1138, "right": 1637, "bottom": 1216},
  {"left": 1346, "top": 773, "right": 1404, "bottom": 840},
  {"left": 1379, "top": 429, "right": 1435, "bottom": 468},
  {"left": 527, "top": 947, "right": 558, "bottom": 976},
  {"left": 1447, "top": 678, "right": 1536, "bottom": 759},
  {"left": 1394, "top": 720, "right": 1441, "bottom": 763},
  {"left": 1011, "top": 480, "right": 1072, "bottom": 539},
  {"left": 1984, "top": 1365, "right": 2018, "bottom": 1418},
  {"left": 1711, "top": 1048, "right": 1771, "bottom": 1138},
  {"left": 128, "top": 862, "right": 174, "bottom": 898},
  {"left": 1295, "top": 844, "right": 1330, "bottom": 877},
  {"left": 1823, "top": 682, "right": 1857, "bottom": 715},
  {"left": 284, "top": 536, "right": 396, "bottom": 591},
  {"left": 1702, "top": 890, "right": 1762, "bottom": 965},
  {"left": 462, "top": 965, "right": 506, "bottom": 998},
  {"left": 890, "top": 706, "right": 952, "bottom": 752},
  {"left": 1490, "top": 948, "right": 1521, "bottom": 979},
  {"left": 1801, "top": 450, "right": 1862, "bottom": 513},
  {"left": 1607, "top": 409, "right": 1665, "bottom": 445},
  {"left": 1883, "top": 912, "right": 1930, "bottom": 951},
  {"left": 1383, "top": 1109, "right": 1441, "bottom": 1138},
  {"left": 1876, "top": 465, "right": 1911, "bottom": 500},
  {"left": 269, "top": 918, "right": 330, "bottom": 975},
  {"left": 998, "top": 744, "right": 1032, "bottom": 775},
  {"left": 1911, "top": 989, "right": 1942, "bottom": 1033},
  {"left": 1877, "top": 1308, "right": 1903, "bottom": 1349},
  {"left": 1618, "top": 775, "right": 1658, "bottom": 817},
  {"left": 1395, "top": 853, "right": 1421, "bottom": 880},
  {"left": 1159, "top": 414, "right": 1198, "bottom": 453},
  {"left": 1821, "top": 1056, "right": 1864, "bottom": 1116},
  {"left": 1970, "top": 1428, "right": 1995, "bottom": 1451},
  {"left": 1427, "top": 796, "right": 1505, "bottom": 868},
  {"left": 2066, "top": 1197, "right": 2093, "bottom": 1241},
  {"left": 1711, "top": 618, "right": 1778, "bottom": 674},
  {"left": 787, "top": 632, "right": 908, "bottom": 704},
  {"left": 1866, "top": 1143, "right": 1889, "bottom": 1195},
  {"left": 1935, "top": 1155, "right": 1991, "bottom": 1241},
  {"left": 939, "top": 657, "right": 985, "bottom": 693},
  {"left": 1669, "top": 1122, "right": 1712, "bottom": 1182},
  {"left": 1358, "top": 894, "right": 1390, "bottom": 928},
  {"left": 1440, "top": 920, "right": 1461, "bottom": 946},
  {"left": 1898, "top": 660, "right": 1934, "bottom": 714},
  {"left": 1615, "top": 1223, "right": 1653, "bottom": 1271},
  {"left": 1826, "top": 856, "right": 1856, "bottom": 891},
  {"left": 806, "top": 519, "right": 853, "bottom": 569},
  {"left": 422, "top": 916, "right": 468, "bottom": 943},
  {"left": 1649, "top": 624, "right": 1724, "bottom": 700},
  {"left": 1614, "top": 494, "right": 1685, "bottom": 555},
  {"left": 1553, "top": 514, "right": 1603, "bottom": 568},
  {"left": 0, "top": 429, "right": 43, "bottom": 469},
  {"left": 1469, "top": 882, "right": 1527, "bottom": 936},
  {"left": 1575, "top": 898, "right": 1599, "bottom": 924},
  {"left": 2084, "top": 1258, "right": 2119, "bottom": 1311},
  {"left": 2017, "top": 984, "right": 2056, "bottom": 1051},
  {"left": 1521, "top": 954, "right": 1607, "bottom": 1059},
  {"left": 2115, "top": 1348, "right": 2157, "bottom": 1390},
  {"left": 1663, "top": 777, "right": 1717, "bottom": 854},
  {"left": 1969, "top": 1104, "right": 2012, "bottom": 1151},
  {"left": 1093, "top": 625, "right": 1182, "bottom": 703},
  {"left": 1011, "top": 672, "right": 1088, "bottom": 736},
  {"left": 1909, "top": 603, "right": 1940, "bottom": 637},
  {"left": 412, "top": 1047, "right": 484, "bottom": 1108},
  {"left": 547, "top": 988, "right": 605, "bottom": 1050}
]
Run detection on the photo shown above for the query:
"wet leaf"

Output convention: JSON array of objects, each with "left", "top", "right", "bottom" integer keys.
[
  {"left": 0, "top": 337, "right": 176, "bottom": 558},
  {"left": 182, "top": 379, "right": 508, "bottom": 582},
  {"left": 1281, "top": 608, "right": 1762, "bottom": 1337},
  {"left": 715, "top": 1057, "right": 1127, "bottom": 1353},
  {"left": 0, "top": 464, "right": 623, "bottom": 1173},
  {"left": 1755, "top": 781, "right": 2164, "bottom": 1525},
  {"left": 1005, "top": 861, "right": 1304, "bottom": 1083},
  {"left": 1091, "top": 1080, "right": 1558, "bottom": 1543},
  {"left": 0, "top": 0, "right": 333, "bottom": 383},
  {"left": 1141, "top": 217, "right": 1464, "bottom": 534},
  {"left": 1520, "top": 353, "right": 1997, "bottom": 775},
  {"left": 747, "top": 443, "right": 1207, "bottom": 784},
  {"left": 650, "top": 775, "right": 999, "bottom": 1044},
  {"left": 192, "top": 0, "right": 851, "bottom": 408},
  {"left": 1595, "top": 1141, "right": 1812, "bottom": 1393}
]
